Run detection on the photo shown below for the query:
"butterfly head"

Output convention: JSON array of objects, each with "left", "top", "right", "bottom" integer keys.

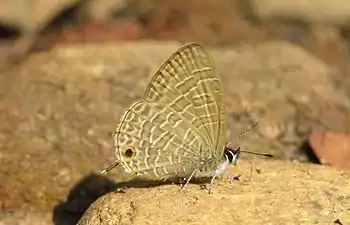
[
  {"left": 224, "top": 146, "right": 241, "bottom": 165},
  {"left": 224, "top": 146, "right": 274, "bottom": 164}
]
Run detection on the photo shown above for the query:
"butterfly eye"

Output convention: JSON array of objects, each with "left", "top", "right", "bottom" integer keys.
[{"left": 121, "top": 146, "right": 137, "bottom": 159}]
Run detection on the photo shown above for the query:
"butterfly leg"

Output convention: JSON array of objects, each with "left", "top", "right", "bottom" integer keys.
[
  {"left": 208, "top": 174, "right": 218, "bottom": 194},
  {"left": 225, "top": 171, "right": 234, "bottom": 184},
  {"left": 209, "top": 171, "right": 238, "bottom": 193},
  {"left": 180, "top": 169, "right": 199, "bottom": 191}
]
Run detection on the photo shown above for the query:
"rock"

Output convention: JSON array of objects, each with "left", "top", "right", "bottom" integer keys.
[
  {"left": 77, "top": 0, "right": 128, "bottom": 22},
  {"left": 309, "top": 131, "right": 350, "bottom": 170},
  {"left": 250, "top": 0, "right": 350, "bottom": 25},
  {"left": 211, "top": 41, "right": 350, "bottom": 159},
  {"left": 78, "top": 159, "right": 350, "bottom": 224},
  {"left": 0, "top": 211, "right": 52, "bottom": 225},
  {"left": 0, "top": 0, "right": 83, "bottom": 68},
  {"left": 52, "top": 20, "right": 143, "bottom": 46},
  {"left": 0, "top": 0, "right": 129, "bottom": 68}
]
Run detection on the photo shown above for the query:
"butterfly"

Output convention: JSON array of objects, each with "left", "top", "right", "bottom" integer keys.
[{"left": 102, "top": 42, "right": 270, "bottom": 193}]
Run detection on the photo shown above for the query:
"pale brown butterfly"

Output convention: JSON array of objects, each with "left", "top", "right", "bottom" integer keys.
[{"left": 102, "top": 43, "right": 272, "bottom": 193}]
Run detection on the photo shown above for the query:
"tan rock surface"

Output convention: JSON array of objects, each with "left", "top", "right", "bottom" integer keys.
[
  {"left": 250, "top": 0, "right": 350, "bottom": 25},
  {"left": 0, "top": 0, "right": 82, "bottom": 68},
  {"left": 78, "top": 158, "right": 350, "bottom": 225}
]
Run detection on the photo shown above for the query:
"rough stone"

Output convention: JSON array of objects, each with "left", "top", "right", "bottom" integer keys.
[{"left": 78, "top": 159, "right": 350, "bottom": 225}]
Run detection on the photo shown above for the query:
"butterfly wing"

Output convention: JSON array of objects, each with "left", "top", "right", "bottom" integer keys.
[
  {"left": 144, "top": 43, "right": 227, "bottom": 159},
  {"left": 114, "top": 100, "right": 204, "bottom": 180},
  {"left": 113, "top": 43, "right": 227, "bottom": 180}
]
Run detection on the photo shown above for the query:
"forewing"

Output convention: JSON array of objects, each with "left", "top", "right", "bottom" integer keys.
[{"left": 144, "top": 43, "right": 227, "bottom": 156}]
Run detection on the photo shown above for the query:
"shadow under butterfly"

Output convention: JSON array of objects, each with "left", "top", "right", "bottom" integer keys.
[{"left": 102, "top": 42, "right": 274, "bottom": 194}]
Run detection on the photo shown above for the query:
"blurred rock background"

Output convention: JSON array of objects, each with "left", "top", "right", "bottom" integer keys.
[{"left": 0, "top": 0, "right": 350, "bottom": 224}]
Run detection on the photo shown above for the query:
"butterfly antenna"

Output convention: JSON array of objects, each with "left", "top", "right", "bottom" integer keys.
[
  {"left": 227, "top": 119, "right": 261, "bottom": 148},
  {"left": 240, "top": 150, "right": 274, "bottom": 158}
]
